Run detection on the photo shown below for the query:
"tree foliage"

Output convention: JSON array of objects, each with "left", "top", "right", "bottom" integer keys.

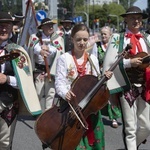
[
  {"left": 61, "top": 0, "right": 143, "bottom": 31},
  {"left": 59, "top": 0, "right": 84, "bottom": 17},
  {"left": 120, "top": 0, "right": 138, "bottom": 10},
  {"left": 1, "top": 0, "right": 22, "bottom": 15},
  {"left": 74, "top": 2, "right": 125, "bottom": 30}
]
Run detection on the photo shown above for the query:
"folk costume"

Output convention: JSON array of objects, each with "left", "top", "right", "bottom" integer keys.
[
  {"left": 55, "top": 52, "right": 105, "bottom": 150},
  {"left": 0, "top": 41, "right": 19, "bottom": 150},
  {"left": 59, "top": 19, "right": 74, "bottom": 52},
  {"left": 0, "top": 12, "right": 41, "bottom": 150},
  {"left": 0, "top": 43, "right": 42, "bottom": 150},
  {"left": 94, "top": 41, "right": 107, "bottom": 68},
  {"left": 28, "top": 18, "right": 65, "bottom": 110},
  {"left": 103, "top": 7, "right": 150, "bottom": 149},
  {"left": 11, "top": 12, "right": 25, "bottom": 44},
  {"left": 94, "top": 41, "right": 122, "bottom": 127}
]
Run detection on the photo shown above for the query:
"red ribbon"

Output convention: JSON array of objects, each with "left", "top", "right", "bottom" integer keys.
[
  {"left": 86, "top": 116, "right": 95, "bottom": 146},
  {"left": 145, "top": 67, "right": 150, "bottom": 101},
  {"left": 125, "top": 33, "right": 143, "bottom": 55}
]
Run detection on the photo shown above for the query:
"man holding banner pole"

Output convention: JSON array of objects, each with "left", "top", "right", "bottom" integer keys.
[{"left": 28, "top": 18, "right": 65, "bottom": 110}]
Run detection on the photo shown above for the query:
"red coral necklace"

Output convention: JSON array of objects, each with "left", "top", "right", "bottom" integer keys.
[{"left": 72, "top": 50, "right": 88, "bottom": 76}]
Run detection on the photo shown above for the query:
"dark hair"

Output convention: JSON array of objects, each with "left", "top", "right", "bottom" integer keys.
[{"left": 71, "top": 23, "right": 89, "bottom": 38}]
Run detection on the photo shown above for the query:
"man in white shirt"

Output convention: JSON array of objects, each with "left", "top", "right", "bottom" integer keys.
[
  {"left": 103, "top": 6, "right": 150, "bottom": 150},
  {"left": 0, "top": 11, "right": 20, "bottom": 150},
  {"left": 28, "top": 18, "right": 64, "bottom": 110}
]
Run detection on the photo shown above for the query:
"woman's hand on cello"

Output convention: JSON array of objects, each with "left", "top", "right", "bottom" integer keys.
[
  {"left": 65, "top": 90, "right": 76, "bottom": 101},
  {"left": 104, "top": 71, "right": 113, "bottom": 79}
]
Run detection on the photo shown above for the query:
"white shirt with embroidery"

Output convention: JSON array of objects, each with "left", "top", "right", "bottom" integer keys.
[
  {"left": 55, "top": 51, "right": 100, "bottom": 100},
  {"left": 33, "top": 32, "right": 57, "bottom": 65}
]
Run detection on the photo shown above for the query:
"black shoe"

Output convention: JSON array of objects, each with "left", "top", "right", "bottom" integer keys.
[
  {"left": 137, "top": 139, "right": 147, "bottom": 150},
  {"left": 142, "top": 139, "right": 147, "bottom": 144}
]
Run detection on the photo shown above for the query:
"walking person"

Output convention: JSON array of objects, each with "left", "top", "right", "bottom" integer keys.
[
  {"left": 91, "top": 26, "right": 112, "bottom": 68},
  {"left": 55, "top": 23, "right": 113, "bottom": 150},
  {"left": 91, "top": 26, "right": 122, "bottom": 128},
  {"left": 11, "top": 12, "right": 24, "bottom": 44},
  {"left": 103, "top": 6, "right": 150, "bottom": 150},
  {"left": 59, "top": 18, "right": 74, "bottom": 52},
  {"left": 0, "top": 12, "right": 19, "bottom": 150},
  {"left": 28, "top": 18, "right": 64, "bottom": 110},
  {"left": 0, "top": 11, "right": 41, "bottom": 150}
]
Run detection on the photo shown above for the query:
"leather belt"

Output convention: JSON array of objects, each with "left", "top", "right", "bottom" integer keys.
[{"left": 35, "top": 63, "right": 50, "bottom": 72}]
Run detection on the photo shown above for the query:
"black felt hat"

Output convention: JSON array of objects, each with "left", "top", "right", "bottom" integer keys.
[
  {"left": 0, "top": 12, "right": 19, "bottom": 24},
  {"left": 38, "top": 18, "right": 56, "bottom": 29},
  {"left": 120, "top": 6, "right": 148, "bottom": 19},
  {"left": 60, "top": 17, "right": 75, "bottom": 24},
  {"left": 13, "top": 12, "right": 25, "bottom": 19},
  {"left": 60, "top": 19, "right": 73, "bottom": 23}
]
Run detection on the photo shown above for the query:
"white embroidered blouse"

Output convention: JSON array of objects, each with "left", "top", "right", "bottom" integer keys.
[{"left": 55, "top": 51, "right": 100, "bottom": 100}]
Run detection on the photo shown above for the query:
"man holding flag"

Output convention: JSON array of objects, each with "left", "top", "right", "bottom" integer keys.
[{"left": 28, "top": 17, "right": 65, "bottom": 110}]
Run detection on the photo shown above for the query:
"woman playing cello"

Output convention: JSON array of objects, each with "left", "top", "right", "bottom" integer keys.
[{"left": 55, "top": 23, "right": 112, "bottom": 150}]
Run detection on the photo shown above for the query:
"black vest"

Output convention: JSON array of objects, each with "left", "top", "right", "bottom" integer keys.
[{"left": 0, "top": 53, "right": 18, "bottom": 106}]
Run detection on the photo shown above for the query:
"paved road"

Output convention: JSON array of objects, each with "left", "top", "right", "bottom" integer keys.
[{"left": 12, "top": 114, "right": 150, "bottom": 150}]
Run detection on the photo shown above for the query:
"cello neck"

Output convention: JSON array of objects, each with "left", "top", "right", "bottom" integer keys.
[{"left": 79, "top": 44, "right": 132, "bottom": 109}]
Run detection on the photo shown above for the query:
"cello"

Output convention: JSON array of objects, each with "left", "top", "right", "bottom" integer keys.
[{"left": 34, "top": 44, "right": 132, "bottom": 150}]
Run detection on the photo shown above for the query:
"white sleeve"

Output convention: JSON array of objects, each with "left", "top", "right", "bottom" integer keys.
[
  {"left": 91, "top": 43, "right": 98, "bottom": 58},
  {"left": 123, "top": 58, "right": 131, "bottom": 68},
  {"left": 48, "top": 45, "right": 57, "bottom": 55},
  {"left": 8, "top": 76, "right": 18, "bottom": 88},
  {"left": 55, "top": 55, "right": 70, "bottom": 100},
  {"left": 34, "top": 43, "right": 41, "bottom": 55}
]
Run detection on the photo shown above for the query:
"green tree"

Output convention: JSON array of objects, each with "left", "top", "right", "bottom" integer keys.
[
  {"left": 60, "top": 0, "right": 84, "bottom": 17},
  {"left": 75, "top": 3, "right": 125, "bottom": 30},
  {"left": 2, "top": 0, "right": 22, "bottom": 15},
  {"left": 91, "top": 3, "right": 125, "bottom": 29},
  {"left": 60, "top": 0, "right": 141, "bottom": 31},
  {"left": 120, "top": 0, "right": 137, "bottom": 10}
]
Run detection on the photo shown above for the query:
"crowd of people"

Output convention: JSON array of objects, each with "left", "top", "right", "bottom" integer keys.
[{"left": 0, "top": 4, "right": 150, "bottom": 150}]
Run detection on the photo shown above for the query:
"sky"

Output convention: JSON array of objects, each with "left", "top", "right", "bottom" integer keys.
[{"left": 133, "top": 0, "right": 148, "bottom": 10}]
